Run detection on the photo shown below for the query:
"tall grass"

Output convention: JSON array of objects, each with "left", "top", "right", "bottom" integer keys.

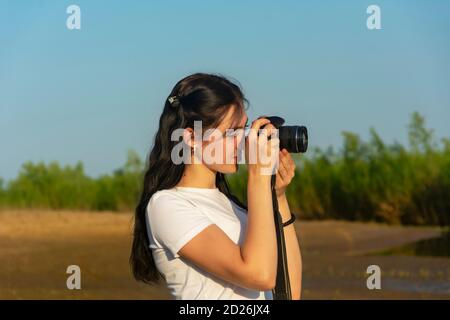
[
  {"left": 0, "top": 151, "right": 143, "bottom": 212},
  {"left": 1, "top": 112, "right": 449, "bottom": 225}
]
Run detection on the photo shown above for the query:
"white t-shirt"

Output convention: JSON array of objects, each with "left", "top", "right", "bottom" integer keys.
[{"left": 146, "top": 186, "right": 273, "bottom": 300}]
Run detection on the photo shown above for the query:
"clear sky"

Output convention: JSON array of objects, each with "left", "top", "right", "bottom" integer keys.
[{"left": 1, "top": 0, "right": 449, "bottom": 181}]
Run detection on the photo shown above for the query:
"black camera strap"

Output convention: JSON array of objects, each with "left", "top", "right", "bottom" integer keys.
[{"left": 270, "top": 174, "right": 292, "bottom": 300}]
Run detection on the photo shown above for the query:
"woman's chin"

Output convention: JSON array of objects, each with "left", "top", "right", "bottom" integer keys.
[{"left": 218, "top": 164, "right": 238, "bottom": 174}]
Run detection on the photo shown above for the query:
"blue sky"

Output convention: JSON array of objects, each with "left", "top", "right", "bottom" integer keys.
[{"left": 1, "top": 0, "right": 449, "bottom": 181}]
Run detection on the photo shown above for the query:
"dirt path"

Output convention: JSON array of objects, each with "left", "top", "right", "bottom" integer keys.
[{"left": 1, "top": 210, "right": 449, "bottom": 299}]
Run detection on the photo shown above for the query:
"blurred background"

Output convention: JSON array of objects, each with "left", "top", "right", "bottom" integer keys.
[{"left": 1, "top": 0, "right": 449, "bottom": 299}]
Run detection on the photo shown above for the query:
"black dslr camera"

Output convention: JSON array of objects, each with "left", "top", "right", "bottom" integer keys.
[{"left": 262, "top": 116, "right": 308, "bottom": 153}]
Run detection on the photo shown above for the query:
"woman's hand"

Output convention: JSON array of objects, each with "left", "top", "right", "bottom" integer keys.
[
  {"left": 245, "top": 118, "right": 279, "bottom": 182},
  {"left": 275, "top": 149, "right": 296, "bottom": 197}
]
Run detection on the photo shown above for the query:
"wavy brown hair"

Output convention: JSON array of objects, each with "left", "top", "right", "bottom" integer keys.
[{"left": 130, "top": 73, "right": 249, "bottom": 284}]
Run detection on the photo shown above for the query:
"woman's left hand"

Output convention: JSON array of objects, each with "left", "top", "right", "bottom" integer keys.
[{"left": 275, "top": 149, "right": 297, "bottom": 197}]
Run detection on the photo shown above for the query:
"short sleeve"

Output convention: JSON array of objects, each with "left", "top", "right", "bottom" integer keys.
[{"left": 147, "top": 192, "right": 214, "bottom": 258}]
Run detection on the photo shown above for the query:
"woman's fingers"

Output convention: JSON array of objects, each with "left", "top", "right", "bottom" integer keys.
[
  {"left": 279, "top": 149, "right": 295, "bottom": 179},
  {"left": 250, "top": 118, "right": 270, "bottom": 131},
  {"left": 276, "top": 149, "right": 298, "bottom": 194},
  {"left": 277, "top": 154, "right": 288, "bottom": 180},
  {"left": 250, "top": 120, "right": 279, "bottom": 161},
  {"left": 258, "top": 123, "right": 277, "bottom": 146},
  {"left": 247, "top": 118, "right": 269, "bottom": 142},
  {"left": 248, "top": 118, "right": 291, "bottom": 177},
  {"left": 246, "top": 118, "right": 270, "bottom": 166},
  {"left": 284, "top": 149, "right": 295, "bottom": 169}
]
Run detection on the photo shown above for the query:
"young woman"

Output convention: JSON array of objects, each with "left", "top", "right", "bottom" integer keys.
[{"left": 130, "top": 73, "right": 302, "bottom": 300}]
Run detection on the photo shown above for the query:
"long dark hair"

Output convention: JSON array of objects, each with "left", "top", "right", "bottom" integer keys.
[{"left": 130, "top": 73, "right": 249, "bottom": 285}]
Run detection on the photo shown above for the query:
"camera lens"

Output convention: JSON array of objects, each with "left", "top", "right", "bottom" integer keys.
[
  {"left": 243, "top": 117, "right": 308, "bottom": 154},
  {"left": 279, "top": 126, "right": 308, "bottom": 153}
]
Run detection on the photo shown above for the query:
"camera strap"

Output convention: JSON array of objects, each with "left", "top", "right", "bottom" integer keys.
[{"left": 270, "top": 174, "right": 292, "bottom": 300}]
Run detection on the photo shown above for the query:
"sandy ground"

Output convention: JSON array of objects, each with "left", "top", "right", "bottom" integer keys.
[{"left": 0, "top": 209, "right": 449, "bottom": 300}]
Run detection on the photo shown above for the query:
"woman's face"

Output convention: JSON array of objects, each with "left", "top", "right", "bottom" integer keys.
[{"left": 197, "top": 105, "right": 248, "bottom": 174}]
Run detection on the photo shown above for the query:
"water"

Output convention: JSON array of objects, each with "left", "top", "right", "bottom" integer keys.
[
  {"left": 383, "top": 278, "right": 450, "bottom": 295},
  {"left": 379, "top": 231, "right": 450, "bottom": 258}
]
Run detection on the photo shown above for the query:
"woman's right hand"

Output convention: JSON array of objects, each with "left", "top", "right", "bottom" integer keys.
[{"left": 245, "top": 117, "right": 280, "bottom": 181}]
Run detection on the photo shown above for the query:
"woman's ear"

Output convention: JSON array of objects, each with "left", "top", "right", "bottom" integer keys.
[{"left": 182, "top": 128, "right": 196, "bottom": 149}]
